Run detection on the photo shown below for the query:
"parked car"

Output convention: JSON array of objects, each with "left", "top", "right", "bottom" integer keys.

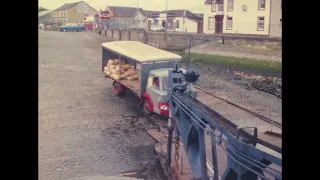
[
  {"left": 39, "top": 24, "right": 44, "bottom": 29},
  {"left": 44, "top": 25, "right": 52, "bottom": 31},
  {"left": 60, "top": 23, "right": 86, "bottom": 32},
  {"left": 150, "top": 25, "right": 165, "bottom": 32}
]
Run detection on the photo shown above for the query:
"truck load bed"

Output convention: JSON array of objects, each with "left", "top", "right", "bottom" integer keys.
[{"left": 102, "top": 41, "right": 182, "bottom": 97}]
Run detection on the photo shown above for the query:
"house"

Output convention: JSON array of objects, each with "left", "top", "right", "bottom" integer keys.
[
  {"left": 52, "top": 1, "right": 96, "bottom": 25},
  {"left": 104, "top": 6, "right": 143, "bottom": 29},
  {"left": 132, "top": 10, "right": 161, "bottom": 30},
  {"left": 38, "top": 11, "right": 53, "bottom": 25},
  {"left": 203, "top": 0, "right": 282, "bottom": 37},
  {"left": 146, "top": 10, "right": 203, "bottom": 33}
]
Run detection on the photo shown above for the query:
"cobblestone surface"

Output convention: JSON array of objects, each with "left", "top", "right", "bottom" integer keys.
[{"left": 39, "top": 31, "right": 167, "bottom": 180}]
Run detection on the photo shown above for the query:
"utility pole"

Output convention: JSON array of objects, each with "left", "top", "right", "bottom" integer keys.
[
  {"left": 165, "top": 0, "right": 168, "bottom": 33},
  {"left": 165, "top": 0, "right": 168, "bottom": 49},
  {"left": 146, "top": 11, "right": 148, "bottom": 31},
  {"left": 136, "top": 0, "right": 139, "bottom": 30}
]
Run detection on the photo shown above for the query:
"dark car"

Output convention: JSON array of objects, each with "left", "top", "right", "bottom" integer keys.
[{"left": 60, "top": 23, "right": 86, "bottom": 32}]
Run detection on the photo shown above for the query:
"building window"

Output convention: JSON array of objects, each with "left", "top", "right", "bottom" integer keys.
[
  {"left": 257, "top": 17, "right": 265, "bottom": 31},
  {"left": 154, "top": 19, "right": 159, "bottom": 25},
  {"left": 218, "top": 4, "right": 224, "bottom": 11},
  {"left": 211, "top": 2, "right": 216, "bottom": 12},
  {"left": 279, "top": 19, "right": 282, "bottom": 31},
  {"left": 226, "top": 16, "right": 232, "bottom": 30},
  {"left": 208, "top": 17, "right": 214, "bottom": 30},
  {"left": 259, "top": 0, "right": 266, "bottom": 10},
  {"left": 227, "top": 0, "right": 234, "bottom": 11},
  {"left": 176, "top": 20, "right": 180, "bottom": 28}
]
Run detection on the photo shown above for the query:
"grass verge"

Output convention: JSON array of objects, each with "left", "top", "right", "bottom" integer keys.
[{"left": 171, "top": 51, "right": 282, "bottom": 72}]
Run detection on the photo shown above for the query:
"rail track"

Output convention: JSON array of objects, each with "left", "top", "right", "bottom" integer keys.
[{"left": 194, "top": 87, "right": 282, "bottom": 129}]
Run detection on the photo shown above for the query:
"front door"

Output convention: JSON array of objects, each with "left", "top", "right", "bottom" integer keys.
[{"left": 215, "top": 15, "right": 223, "bottom": 34}]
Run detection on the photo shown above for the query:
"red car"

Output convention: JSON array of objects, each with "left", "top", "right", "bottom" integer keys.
[{"left": 84, "top": 23, "right": 93, "bottom": 31}]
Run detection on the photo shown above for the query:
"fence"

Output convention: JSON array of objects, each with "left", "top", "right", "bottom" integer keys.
[{"left": 101, "top": 18, "right": 138, "bottom": 30}]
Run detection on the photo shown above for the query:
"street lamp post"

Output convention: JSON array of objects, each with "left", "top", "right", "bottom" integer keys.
[
  {"left": 165, "top": 0, "right": 168, "bottom": 49},
  {"left": 136, "top": 0, "right": 139, "bottom": 30},
  {"left": 165, "top": 0, "right": 168, "bottom": 33}
]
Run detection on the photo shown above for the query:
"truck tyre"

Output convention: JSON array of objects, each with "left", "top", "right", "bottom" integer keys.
[
  {"left": 142, "top": 99, "right": 152, "bottom": 115},
  {"left": 113, "top": 81, "right": 125, "bottom": 96}
]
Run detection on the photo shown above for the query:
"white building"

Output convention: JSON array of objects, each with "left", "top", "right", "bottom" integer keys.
[
  {"left": 133, "top": 9, "right": 203, "bottom": 33},
  {"left": 203, "top": 0, "right": 282, "bottom": 37}
]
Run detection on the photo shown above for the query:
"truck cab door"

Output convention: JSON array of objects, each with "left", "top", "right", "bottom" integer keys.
[{"left": 146, "top": 75, "right": 162, "bottom": 114}]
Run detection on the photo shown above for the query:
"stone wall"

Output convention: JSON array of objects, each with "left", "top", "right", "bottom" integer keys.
[{"left": 101, "top": 29, "right": 281, "bottom": 51}]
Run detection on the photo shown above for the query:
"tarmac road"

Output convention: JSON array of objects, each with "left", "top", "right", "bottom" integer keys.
[{"left": 39, "top": 31, "right": 167, "bottom": 180}]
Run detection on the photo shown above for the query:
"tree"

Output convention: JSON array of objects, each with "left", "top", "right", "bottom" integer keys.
[{"left": 39, "top": 7, "right": 49, "bottom": 12}]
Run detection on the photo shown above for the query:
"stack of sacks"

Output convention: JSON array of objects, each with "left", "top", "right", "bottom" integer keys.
[
  {"left": 120, "top": 68, "right": 139, "bottom": 81},
  {"left": 103, "top": 59, "right": 139, "bottom": 81}
]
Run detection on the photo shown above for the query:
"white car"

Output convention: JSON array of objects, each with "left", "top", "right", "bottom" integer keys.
[
  {"left": 150, "top": 25, "right": 165, "bottom": 32},
  {"left": 39, "top": 24, "right": 44, "bottom": 29}
]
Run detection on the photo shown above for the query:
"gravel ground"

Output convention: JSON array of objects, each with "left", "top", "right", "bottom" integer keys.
[
  {"left": 39, "top": 31, "right": 167, "bottom": 180},
  {"left": 39, "top": 30, "right": 281, "bottom": 180},
  {"left": 181, "top": 62, "right": 282, "bottom": 124}
]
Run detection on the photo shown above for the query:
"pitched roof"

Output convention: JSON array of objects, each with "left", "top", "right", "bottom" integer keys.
[
  {"left": 159, "top": 10, "right": 202, "bottom": 19},
  {"left": 205, "top": 0, "right": 212, "bottom": 4},
  {"left": 38, "top": 10, "right": 52, "bottom": 18},
  {"left": 107, "top": 6, "right": 143, "bottom": 18},
  {"left": 140, "top": 10, "right": 161, "bottom": 18},
  {"left": 55, "top": 1, "right": 81, "bottom": 11},
  {"left": 160, "top": 10, "right": 184, "bottom": 17},
  {"left": 185, "top": 10, "right": 203, "bottom": 19},
  {"left": 195, "top": 13, "right": 204, "bottom": 18}
]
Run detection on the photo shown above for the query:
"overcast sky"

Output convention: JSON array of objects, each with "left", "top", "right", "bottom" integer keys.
[{"left": 39, "top": 0, "right": 205, "bottom": 13}]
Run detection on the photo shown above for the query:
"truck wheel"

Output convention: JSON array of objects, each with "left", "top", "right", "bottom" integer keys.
[
  {"left": 142, "top": 99, "right": 152, "bottom": 115},
  {"left": 113, "top": 81, "right": 125, "bottom": 96}
]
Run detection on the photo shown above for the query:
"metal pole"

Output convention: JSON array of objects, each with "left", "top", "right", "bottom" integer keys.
[
  {"left": 167, "top": 111, "right": 174, "bottom": 169},
  {"left": 165, "top": 0, "right": 168, "bottom": 49},
  {"left": 146, "top": 11, "right": 148, "bottom": 31},
  {"left": 187, "top": 38, "right": 193, "bottom": 69},
  {"left": 211, "top": 128, "right": 219, "bottom": 180},
  {"left": 199, "top": 129, "right": 208, "bottom": 180},
  {"left": 137, "top": 0, "right": 139, "bottom": 30},
  {"left": 165, "top": 0, "right": 168, "bottom": 32}
]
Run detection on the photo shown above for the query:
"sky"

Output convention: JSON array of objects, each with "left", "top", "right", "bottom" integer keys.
[{"left": 39, "top": 0, "right": 205, "bottom": 13}]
